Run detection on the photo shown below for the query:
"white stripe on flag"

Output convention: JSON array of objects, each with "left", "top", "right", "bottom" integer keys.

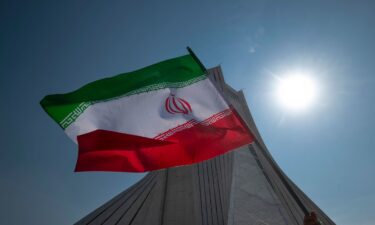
[{"left": 65, "top": 78, "right": 229, "bottom": 142}]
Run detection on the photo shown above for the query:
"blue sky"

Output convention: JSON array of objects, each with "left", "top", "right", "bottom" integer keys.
[{"left": 1, "top": 0, "right": 375, "bottom": 224}]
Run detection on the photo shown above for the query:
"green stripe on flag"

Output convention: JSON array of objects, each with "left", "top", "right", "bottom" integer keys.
[{"left": 40, "top": 54, "right": 205, "bottom": 128}]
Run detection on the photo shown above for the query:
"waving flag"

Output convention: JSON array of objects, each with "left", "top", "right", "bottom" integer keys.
[{"left": 40, "top": 50, "right": 254, "bottom": 172}]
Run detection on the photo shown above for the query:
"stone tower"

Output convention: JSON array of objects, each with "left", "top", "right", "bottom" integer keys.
[{"left": 75, "top": 66, "right": 335, "bottom": 225}]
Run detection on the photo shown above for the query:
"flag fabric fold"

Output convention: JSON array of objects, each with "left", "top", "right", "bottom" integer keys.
[{"left": 41, "top": 52, "right": 254, "bottom": 172}]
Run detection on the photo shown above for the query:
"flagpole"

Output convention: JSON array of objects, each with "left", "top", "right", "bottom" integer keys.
[{"left": 186, "top": 47, "right": 207, "bottom": 73}]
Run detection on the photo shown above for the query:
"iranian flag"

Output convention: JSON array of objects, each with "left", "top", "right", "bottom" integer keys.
[{"left": 41, "top": 51, "right": 254, "bottom": 172}]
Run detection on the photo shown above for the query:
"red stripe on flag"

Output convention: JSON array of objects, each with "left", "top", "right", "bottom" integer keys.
[{"left": 75, "top": 109, "right": 254, "bottom": 172}]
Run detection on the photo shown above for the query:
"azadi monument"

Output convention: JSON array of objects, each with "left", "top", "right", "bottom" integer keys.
[{"left": 75, "top": 66, "right": 335, "bottom": 225}]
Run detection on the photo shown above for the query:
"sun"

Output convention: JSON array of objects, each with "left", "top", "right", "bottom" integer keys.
[{"left": 275, "top": 71, "right": 318, "bottom": 111}]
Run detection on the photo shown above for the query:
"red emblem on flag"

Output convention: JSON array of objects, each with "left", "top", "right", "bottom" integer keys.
[{"left": 165, "top": 94, "right": 192, "bottom": 115}]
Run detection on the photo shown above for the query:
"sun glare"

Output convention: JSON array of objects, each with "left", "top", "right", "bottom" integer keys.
[{"left": 276, "top": 71, "right": 318, "bottom": 111}]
